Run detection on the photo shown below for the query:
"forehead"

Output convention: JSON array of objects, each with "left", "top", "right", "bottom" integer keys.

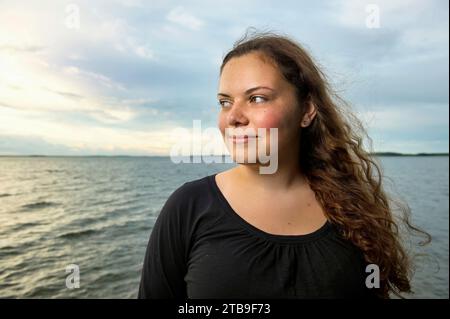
[{"left": 219, "top": 53, "right": 284, "bottom": 90}]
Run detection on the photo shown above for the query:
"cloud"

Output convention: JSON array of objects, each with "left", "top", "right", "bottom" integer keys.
[
  {"left": 166, "top": 6, "right": 205, "bottom": 30},
  {"left": 113, "top": 0, "right": 145, "bottom": 8},
  {"left": 0, "top": 135, "right": 79, "bottom": 156},
  {"left": 360, "top": 102, "right": 449, "bottom": 131},
  {"left": 134, "top": 45, "right": 155, "bottom": 59},
  {"left": 359, "top": 101, "right": 449, "bottom": 153},
  {"left": 62, "top": 66, "right": 126, "bottom": 91},
  {"left": 0, "top": 107, "right": 226, "bottom": 155},
  {"left": 0, "top": 0, "right": 447, "bottom": 155},
  {"left": 330, "top": 0, "right": 432, "bottom": 29},
  {"left": 0, "top": 45, "right": 46, "bottom": 53},
  {"left": 45, "top": 88, "right": 85, "bottom": 101}
]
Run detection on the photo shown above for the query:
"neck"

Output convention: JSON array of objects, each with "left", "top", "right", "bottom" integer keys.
[{"left": 234, "top": 152, "right": 307, "bottom": 192}]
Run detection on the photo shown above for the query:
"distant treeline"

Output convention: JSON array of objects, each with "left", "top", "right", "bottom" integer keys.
[{"left": 371, "top": 152, "right": 449, "bottom": 157}]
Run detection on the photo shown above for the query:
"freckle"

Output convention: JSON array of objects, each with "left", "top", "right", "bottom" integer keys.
[{"left": 307, "top": 203, "right": 311, "bottom": 206}]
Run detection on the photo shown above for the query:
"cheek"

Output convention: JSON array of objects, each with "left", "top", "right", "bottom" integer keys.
[
  {"left": 255, "top": 108, "right": 300, "bottom": 145},
  {"left": 254, "top": 109, "right": 286, "bottom": 129}
]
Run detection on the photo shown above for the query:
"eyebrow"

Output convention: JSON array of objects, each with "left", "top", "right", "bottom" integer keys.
[{"left": 217, "top": 86, "right": 274, "bottom": 98}]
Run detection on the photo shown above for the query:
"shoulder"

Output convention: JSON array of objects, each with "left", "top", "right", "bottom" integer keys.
[
  {"left": 167, "top": 174, "right": 213, "bottom": 204},
  {"left": 156, "top": 174, "right": 218, "bottom": 233},
  {"left": 160, "top": 174, "right": 216, "bottom": 218}
]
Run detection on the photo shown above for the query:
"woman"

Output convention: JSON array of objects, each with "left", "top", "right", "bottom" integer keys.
[{"left": 138, "top": 29, "right": 430, "bottom": 299}]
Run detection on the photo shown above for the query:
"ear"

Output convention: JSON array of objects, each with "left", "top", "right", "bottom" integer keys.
[{"left": 300, "top": 101, "right": 317, "bottom": 127}]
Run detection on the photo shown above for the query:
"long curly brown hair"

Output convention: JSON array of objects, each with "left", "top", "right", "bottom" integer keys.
[{"left": 220, "top": 28, "right": 431, "bottom": 299}]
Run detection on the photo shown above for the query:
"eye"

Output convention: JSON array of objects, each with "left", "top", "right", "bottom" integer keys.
[
  {"left": 218, "top": 100, "right": 232, "bottom": 108},
  {"left": 250, "top": 96, "right": 267, "bottom": 104}
]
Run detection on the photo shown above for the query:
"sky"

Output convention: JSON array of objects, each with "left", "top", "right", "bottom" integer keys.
[{"left": 0, "top": 0, "right": 448, "bottom": 156}]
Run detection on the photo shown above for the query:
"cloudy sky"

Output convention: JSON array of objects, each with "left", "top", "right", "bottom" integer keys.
[{"left": 0, "top": 0, "right": 448, "bottom": 155}]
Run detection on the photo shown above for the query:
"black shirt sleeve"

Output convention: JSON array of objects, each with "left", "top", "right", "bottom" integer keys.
[{"left": 138, "top": 184, "right": 190, "bottom": 299}]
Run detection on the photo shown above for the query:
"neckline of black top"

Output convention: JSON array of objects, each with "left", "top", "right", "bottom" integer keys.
[{"left": 207, "top": 173, "right": 334, "bottom": 244}]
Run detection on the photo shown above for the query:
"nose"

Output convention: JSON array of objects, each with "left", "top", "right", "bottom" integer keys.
[{"left": 227, "top": 102, "right": 249, "bottom": 127}]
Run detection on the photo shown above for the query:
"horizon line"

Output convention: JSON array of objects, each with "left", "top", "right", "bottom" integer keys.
[{"left": 0, "top": 152, "right": 448, "bottom": 157}]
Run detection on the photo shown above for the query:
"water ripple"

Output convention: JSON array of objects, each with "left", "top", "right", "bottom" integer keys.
[{"left": 20, "top": 201, "right": 60, "bottom": 211}]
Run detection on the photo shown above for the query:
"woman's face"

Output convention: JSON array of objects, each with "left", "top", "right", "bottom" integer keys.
[{"left": 217, "top": 52, "right": 304, "bottom": 166}]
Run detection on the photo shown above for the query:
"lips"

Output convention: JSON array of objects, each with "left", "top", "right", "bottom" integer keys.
[
  {"left": 230, "top": 135, "right": 257, "bottom": 138},
  {"left": 228, "top": 135, "right": 258, "bottom": 143}
]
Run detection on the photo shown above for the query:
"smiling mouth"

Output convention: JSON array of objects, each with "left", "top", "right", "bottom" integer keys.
[{"left": 228, "top": 135, "right": 258, "bottom": 143}]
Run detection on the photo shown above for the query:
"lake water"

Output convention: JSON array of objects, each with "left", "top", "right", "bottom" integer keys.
[{"left": 0, "top": 156, "right": 448, "bottom": 298}]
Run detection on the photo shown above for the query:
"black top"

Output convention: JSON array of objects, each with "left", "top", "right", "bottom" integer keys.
[{"left": 138, "top": 174, "right": 377, "bottom": 299}]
